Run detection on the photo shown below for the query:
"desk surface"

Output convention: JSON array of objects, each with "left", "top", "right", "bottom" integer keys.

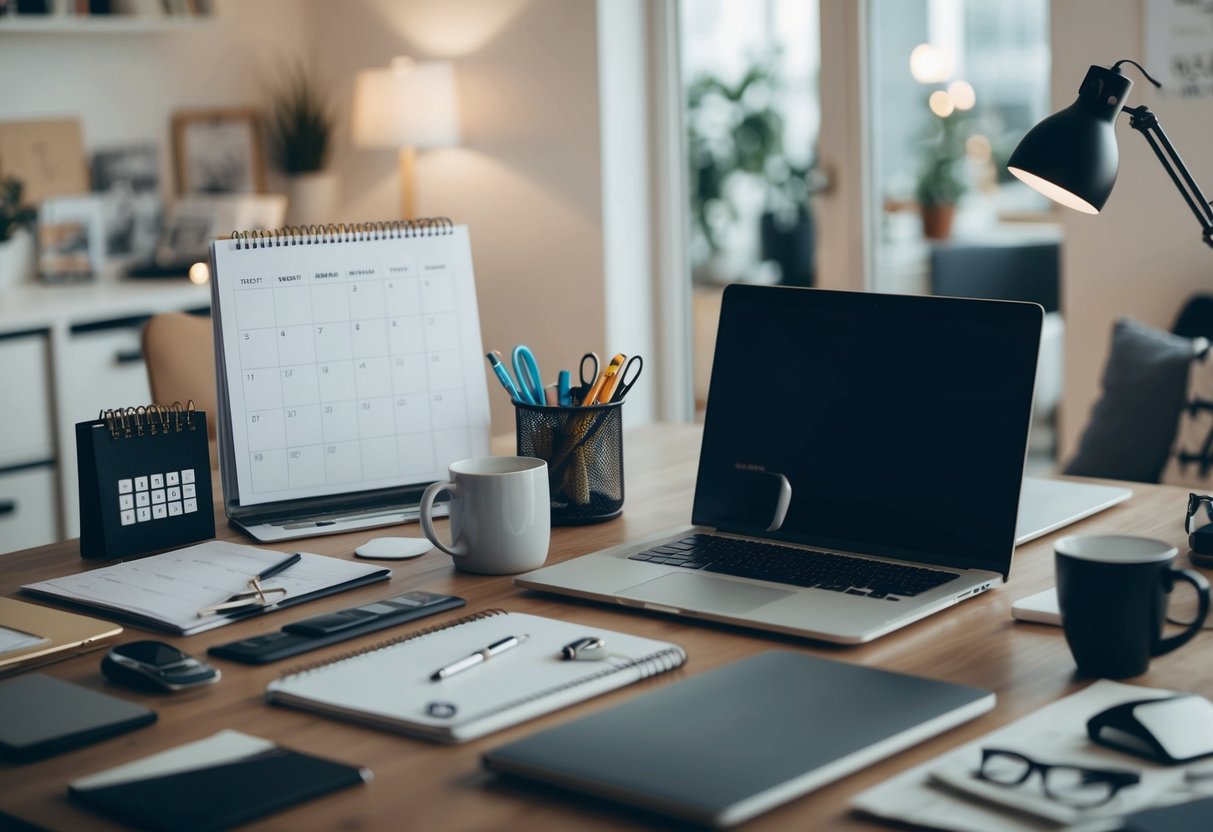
[{"left": 3, "top": 423, "right": 1210, "bottom": 830}]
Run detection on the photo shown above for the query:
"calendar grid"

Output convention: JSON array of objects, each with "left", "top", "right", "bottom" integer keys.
[{"left": 213, "top": 225, "right": 489, "bottom": 508}]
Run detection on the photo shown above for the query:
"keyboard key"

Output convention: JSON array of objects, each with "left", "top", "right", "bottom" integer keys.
[
  {"left": 166, "top": 471, "right": 180, "bottom": 486},
  {"left": 183, "top": 498, "right": 198, "bottom": 513},
  {"left": 134, "top": 476, "right": 148, "bottom": 491},
  {"left": 167, "top": 486, "right": 181, "bottom": 501},
  {"left": 152, "top": 504, "right": 167, "bottom": 519},
  {"left": 151, "top": 489, "right": 166, "bottom": 505},
  {"left": 168, "top": 501, "right": 183, "bottom": 517},
  {"left": 150, "top": 473, "right": 164, "bottom": 489},
  {"left": 119, "top": 494, "right": 134, "bottom": 510},
  {"left": 118, "top": 478, "right": 133, "bottom": 495},
  {"left": 135, "top": 492, "right": 150, "bottom": 508},
  {"left": 120, "top": 509, "right": 136, "bottom": 526},
  {"left": 182, "top": 468, "right": 195, "bottom": 484},
  {"left": 183, "top": 482, "right": 196, "bottom": 499},
  {"left": 136, "top": 507, "right": 151, "bottom": 523}
]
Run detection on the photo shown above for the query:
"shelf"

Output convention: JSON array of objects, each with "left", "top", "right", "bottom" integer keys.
[{"left": 0, "top": 14, "right": 214, "bottom": 34}]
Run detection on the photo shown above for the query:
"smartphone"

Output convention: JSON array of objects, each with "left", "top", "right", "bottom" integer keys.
[{"left": 102, "top": 641, "right": 220, "bottom": 692}]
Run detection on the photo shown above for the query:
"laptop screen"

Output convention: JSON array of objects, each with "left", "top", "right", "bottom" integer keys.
[{"left": 692, "top": 285, "right": 1042, "bottom": 578}]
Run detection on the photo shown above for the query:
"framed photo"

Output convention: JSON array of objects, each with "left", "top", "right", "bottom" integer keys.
[
  {"left": 0, "top": 118, "right": 89, "bottom": 204},
  {"left": 172, "top": 109, "right": 266, "bottom": 196},
  {"left": 152, "top": 194, "right": 286, "bottom": 270},
  {"left": 38, "top": 195, "right": 105, "bottom": 283},
  {"left": 91, "top": 144, "right": 162, "bottom": 259}
]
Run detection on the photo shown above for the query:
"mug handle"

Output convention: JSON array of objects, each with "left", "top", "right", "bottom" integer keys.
[
  {"left": 1155, "top": 567, "right": 1211, "bottom": 656},
  {"left": 420, "top": 480, "right": 466, "bottom": 558}
]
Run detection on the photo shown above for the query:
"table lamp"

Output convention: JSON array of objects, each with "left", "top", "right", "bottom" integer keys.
[
  {"left": 1007, "top": 59, "right": 1213, "bottom": 249},
  {"left": 351, "top": 57, "right": 460, "bottom": 220}
]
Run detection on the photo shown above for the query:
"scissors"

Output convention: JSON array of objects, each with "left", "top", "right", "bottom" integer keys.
[
  {"left": 576, "top": 352, "right": 600, "bottom": 405},
  {"left": 511, "top": 345, "right": 545, "bottom": 406},
  {"left": 607, "top": 355, "right": 643, "bottom": 403}
]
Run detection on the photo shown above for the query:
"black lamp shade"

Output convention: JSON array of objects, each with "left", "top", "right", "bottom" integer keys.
[{"left": 1007, "top": 65, "right": 1133, "bottom": 214}]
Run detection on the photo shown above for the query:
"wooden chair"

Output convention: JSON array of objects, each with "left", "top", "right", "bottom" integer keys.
[{"left": 141, "top": 312, "right": 218, "bottom": 468}]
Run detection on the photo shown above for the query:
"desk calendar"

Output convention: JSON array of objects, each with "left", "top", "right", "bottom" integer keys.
[{"left": 209, "top": 219, "right": 490, "bottom": 539}]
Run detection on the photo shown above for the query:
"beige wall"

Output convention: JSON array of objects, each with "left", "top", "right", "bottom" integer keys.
[
  {"left": 1054, "top": 0, "right": 1213, "bottom": 460},
  {"left": 302, "top": 0, "right": 606, "bottom": 436}
]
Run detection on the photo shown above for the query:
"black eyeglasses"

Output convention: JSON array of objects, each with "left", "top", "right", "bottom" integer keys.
[
  {"left": 975, "top": 748, "right": 1140, "bottom": 808},
  {"left": 1186, "top": 493, "right": 1213, "bottom": 535}
]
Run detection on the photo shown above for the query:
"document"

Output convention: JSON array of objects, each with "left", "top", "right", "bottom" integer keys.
[{"left": 23, "top": 541, "right": 389, "bottom": 636}]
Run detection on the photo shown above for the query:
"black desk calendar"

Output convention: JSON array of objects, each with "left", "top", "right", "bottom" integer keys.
[{"left": 77, "top": 403, "right": 215, "bottom": 560}]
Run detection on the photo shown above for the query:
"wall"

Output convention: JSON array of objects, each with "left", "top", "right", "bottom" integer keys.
[
  {"left": 302, "top": 0, "right": 606, "bottom": 436},
  {"left": 1054, "top": 0, "right": 1213, "bottom": 460}
]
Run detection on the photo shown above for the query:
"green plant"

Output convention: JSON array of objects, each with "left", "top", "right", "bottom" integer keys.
[
  {"left": 686, "top": 61, "right": 813, "bottom": 256},
  {"left": 0, "top": 178, "right": 36, "bottom": 243},
  {"left": 265, "top": 64, "right": 335, "bottom": 175},
  {"left": 915, "top": 102, "right": 972, "bottom": 209}
]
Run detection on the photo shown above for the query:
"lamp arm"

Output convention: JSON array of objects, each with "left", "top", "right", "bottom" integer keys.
[{"left": 1123, "top": 104, "right": 1213, "bottom": 248}]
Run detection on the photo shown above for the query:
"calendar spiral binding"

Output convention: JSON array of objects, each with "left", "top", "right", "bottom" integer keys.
[
  {"left": 230, "top": 217, "right": 455, "bottom": 249},
  {"left": 277, "top": 608, "right": 508, "bottom": 677},
  {"left": 101, "top": 400, "right": 198, "bottom": 439}
]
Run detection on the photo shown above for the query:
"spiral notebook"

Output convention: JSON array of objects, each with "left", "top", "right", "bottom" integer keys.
[
  {"left": 76, "top": 402, "right": 215, "bottom": 560},
  {"left": 208, "top": 219, "right": 491, "bottom": 542},
  {"left": 265, "top": 610, "right": 687, "bottom": 743}
]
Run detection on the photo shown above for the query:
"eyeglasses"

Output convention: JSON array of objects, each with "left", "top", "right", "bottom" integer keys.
[
  {"left": 1186, "top": 493, "right": 1213, "bottom": 535},
  {"left": 975, "top": 748, "right": 1140, "bottom": 808}
]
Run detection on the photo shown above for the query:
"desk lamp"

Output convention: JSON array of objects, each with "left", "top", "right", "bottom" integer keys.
[
  {"left": 351, "top": 58, "right": 460, "bottom": 220},
  {"left": 1007, "top": 59, "right": 1213, "bottom": 249}
]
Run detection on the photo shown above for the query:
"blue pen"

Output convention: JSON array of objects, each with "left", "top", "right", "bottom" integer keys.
[
  {"left": 486, "top": 351, "right": 524, "bottom": 402},
  {"left": 557, "top": 370, "right": 572, "bottom": 407}
]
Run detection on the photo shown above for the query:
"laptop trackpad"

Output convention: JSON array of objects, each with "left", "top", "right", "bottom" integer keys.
[{"left": 616, "top": 573, "right": 793, "bottom": 614}]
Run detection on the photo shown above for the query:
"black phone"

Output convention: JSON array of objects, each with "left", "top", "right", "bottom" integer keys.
[{"left": 101, "top": 641, "right": 220, "bottom": 692}]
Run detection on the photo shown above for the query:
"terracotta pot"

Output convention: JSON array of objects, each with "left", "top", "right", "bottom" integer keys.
[{"left": 920, "top": 203, "right": 956, "bottom": 240}]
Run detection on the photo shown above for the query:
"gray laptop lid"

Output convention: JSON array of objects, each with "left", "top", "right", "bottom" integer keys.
[{"left": 693, "top": 285, "right": 1042, "bottom": 579}]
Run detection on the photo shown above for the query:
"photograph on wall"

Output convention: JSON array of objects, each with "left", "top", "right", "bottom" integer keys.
[
  {"left": 91, "top": 144, "right": 162, "bottom": 259},
  {"left": 0, "top": 118, "right": 89, "bottom": 204},
  {"left": 172, "top": 110, "right": 266, "bottom": 195},
  {"left": 37, "top": 195, "right": 105, "bottom": 283}
]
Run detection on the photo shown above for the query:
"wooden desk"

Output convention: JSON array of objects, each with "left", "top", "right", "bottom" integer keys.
[{"left": 3, "top": 423, "right": 1211, "bottom": 830}]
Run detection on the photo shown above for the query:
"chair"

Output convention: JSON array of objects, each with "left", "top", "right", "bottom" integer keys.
[{"left": 141, "top": 311, "right": 218, "bottom": 468}]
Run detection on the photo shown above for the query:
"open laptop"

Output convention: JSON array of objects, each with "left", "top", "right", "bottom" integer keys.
[{"left": 518, "top": 284, "right": 1043, "bottom": 644}]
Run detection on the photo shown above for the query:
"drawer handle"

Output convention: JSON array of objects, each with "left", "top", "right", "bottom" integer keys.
[
  {"left": 114, "top": 348, "right": 144, "bottom": 365},
  {"left": 0, "top": 500, "right": 14, "bottom": 517}
]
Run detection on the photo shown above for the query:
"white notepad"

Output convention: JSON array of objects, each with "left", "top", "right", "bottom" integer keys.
[
  {"left": 266, "top": 610, "right": 687, "bottom": 743},
  {"left": 22, "top": 541, "right": 389, "bottom": 636}
]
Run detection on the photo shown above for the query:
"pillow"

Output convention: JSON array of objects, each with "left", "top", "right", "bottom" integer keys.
[
  {"left": 1161, "top": 340, "right": 1213, "bottom": 488},
  {"left": 1064, "top": 318, "right": 1200, "bottom": 483}
]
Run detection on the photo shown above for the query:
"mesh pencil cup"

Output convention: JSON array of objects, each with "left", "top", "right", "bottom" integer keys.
[{"left": 514, "top": 400, "right": 624, "bottom": 525}]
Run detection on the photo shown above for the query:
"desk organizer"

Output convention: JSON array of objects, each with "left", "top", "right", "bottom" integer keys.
[{"left": 514, "top": 401, "right": 624, "bottom": 525}]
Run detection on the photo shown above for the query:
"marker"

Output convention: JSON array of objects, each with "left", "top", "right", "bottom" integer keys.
[
  {"left": 592, "top": 353, "right": 628, "bottom": 404},
  {"left": 557, "top": 370, "right": 572, "bottom": 407},
  {"left": 486, "top": 351, "right": 524, "bottom": 402}
]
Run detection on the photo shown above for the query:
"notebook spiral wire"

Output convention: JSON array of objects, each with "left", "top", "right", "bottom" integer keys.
[
  {"left": 231, "top": 217, "right": 455, "bottom": 249},
  {"left": 101, "top": 400, "right": 197, "bottom": 439}
]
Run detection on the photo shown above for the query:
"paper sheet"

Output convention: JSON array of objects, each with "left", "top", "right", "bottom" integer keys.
[
  {"left": 852, "top": 680, "right": 1213, "bottom": 832},
  {"left": 0, "top": 625, "right": 47, "bottom": 656}
]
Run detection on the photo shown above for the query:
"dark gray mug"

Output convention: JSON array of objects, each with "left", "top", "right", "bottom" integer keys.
[{"left": 1055, "top": 534, "right": 1210, "bottom": 679}]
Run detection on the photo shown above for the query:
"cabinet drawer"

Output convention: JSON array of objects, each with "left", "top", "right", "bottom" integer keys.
[
  {"left": 0, "top": 332, "right": 54, "bottom": 468},
  {"left": 61, "top": 321, "right": 153, "bottom": 419},
  {"left": 0, "top": 464, "right": 60, "bottom": 554}
]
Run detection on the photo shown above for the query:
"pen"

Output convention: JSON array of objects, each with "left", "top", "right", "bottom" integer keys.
[
  {"left": 591, "top": 353, "right": 628, "bottom": 404},
  {"left": 257, "top": 552, "right": 301, "bottom": 582},
  {"left": 557, "top": 370, "right": 572, "bottom": 407},
  {"left": 430, "top": 634, "right": 529, "bottom": 681},
  {"left": 486, "top": 351, "right": 524, "bottom": 402},
  {"left": 196, "top": 553, "right": 298, "bottom": 616}
]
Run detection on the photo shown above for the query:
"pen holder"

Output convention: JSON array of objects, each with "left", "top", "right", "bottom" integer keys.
[{"left": 514, "top": 401, "right": 624, "bottom": 525}]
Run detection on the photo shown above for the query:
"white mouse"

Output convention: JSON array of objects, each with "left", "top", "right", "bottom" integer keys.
[{"left": 354, "top": 537, "right": 434, "bottom": 560}]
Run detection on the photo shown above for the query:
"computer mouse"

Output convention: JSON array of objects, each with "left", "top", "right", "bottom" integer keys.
[
  {"left": 1088, "top": 695, "right": 1213, "bottom": 764},
  {"left": 354, "top": 537, "right": 434, "bottom": 560}
]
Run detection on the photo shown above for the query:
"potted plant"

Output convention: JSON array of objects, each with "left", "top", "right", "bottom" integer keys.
[
  {"left": 686, "top": 61, "right": 817, "bottom": 285},
  {"left": 266, "top": 63, "right": 337, "bottom": 226},
  {"left": 0, "top": 177, "right": 37, "bottom": 287},
  {"left": 915, "top": 101, "right": 971, "bottom": 240}
]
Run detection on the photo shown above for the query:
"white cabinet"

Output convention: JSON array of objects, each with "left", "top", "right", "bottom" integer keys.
[{"left": 1, "top": 279, "right": 212, "bottom": 546}]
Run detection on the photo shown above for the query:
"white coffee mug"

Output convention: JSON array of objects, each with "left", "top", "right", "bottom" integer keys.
[{"left": 419, "top": 456, "right": 551, "bottom": 575}]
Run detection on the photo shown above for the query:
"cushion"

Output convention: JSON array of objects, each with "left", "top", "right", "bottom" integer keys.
[
  {"left": 1064, "top": 318, "right": 1200, "bottom": 483},
  {"left": 1161, "top": 341, "right": 1213, "bottom": 488}
]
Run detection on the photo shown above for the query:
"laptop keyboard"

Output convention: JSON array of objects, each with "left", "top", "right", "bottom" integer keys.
[{"left": 628, "top": 534, "right": 961, "bottom": 600}]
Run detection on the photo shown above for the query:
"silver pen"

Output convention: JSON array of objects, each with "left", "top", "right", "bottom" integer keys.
[{"left": 430, "top": 634, "right": 529, "bottom": 681}]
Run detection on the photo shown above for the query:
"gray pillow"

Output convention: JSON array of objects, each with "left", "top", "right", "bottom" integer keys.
[{"left": 1064, "top": 317, "right": 1196, "bottom": 483}]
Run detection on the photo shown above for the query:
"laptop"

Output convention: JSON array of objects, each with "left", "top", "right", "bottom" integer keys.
[
  {"left": 1016, "top": 477, "right": 1132, "bottom": 545},
  {"left": 518, "top": 284, "right": 1043, "bottom": 644}
]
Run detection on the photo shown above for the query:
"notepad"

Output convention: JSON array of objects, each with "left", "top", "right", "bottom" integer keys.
[
  {"left": 22, "top": 541, "right": 389, "bottom": 636},
  {"left": 266, "top": 610, "right": 687, "bottom": 743},
  {"left": 69, "top": 730, "right": 370, "bottom": 832}
]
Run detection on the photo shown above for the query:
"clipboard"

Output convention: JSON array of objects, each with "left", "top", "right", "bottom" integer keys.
[{"left": 0, "top": 597, "right": 122, "bottom": 677}]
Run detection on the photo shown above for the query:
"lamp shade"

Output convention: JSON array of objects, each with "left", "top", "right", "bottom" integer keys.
[
  {"left": 351, "top": 58, "right": 460, "bottom": 150},
  {"left": 1007, "top": 65, "right": 1133, "bottom": 215}
]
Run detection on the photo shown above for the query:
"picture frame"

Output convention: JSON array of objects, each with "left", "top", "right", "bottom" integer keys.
[
  {"left": 37, "top": 195, "right": 105, "bottom": 283},
  {"left": 149, "top": 194, "right": 286, "bottom": 271},
  {"left": 171, "top": 109, "right": 266, "bottom": 196},
  {"left": 91, "top": 144, "right": 162, "bottom": 259}
]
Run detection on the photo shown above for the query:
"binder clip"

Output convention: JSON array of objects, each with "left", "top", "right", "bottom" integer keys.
[{"left": 560, "top": 637, "right": 607, "bottom": 661}]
